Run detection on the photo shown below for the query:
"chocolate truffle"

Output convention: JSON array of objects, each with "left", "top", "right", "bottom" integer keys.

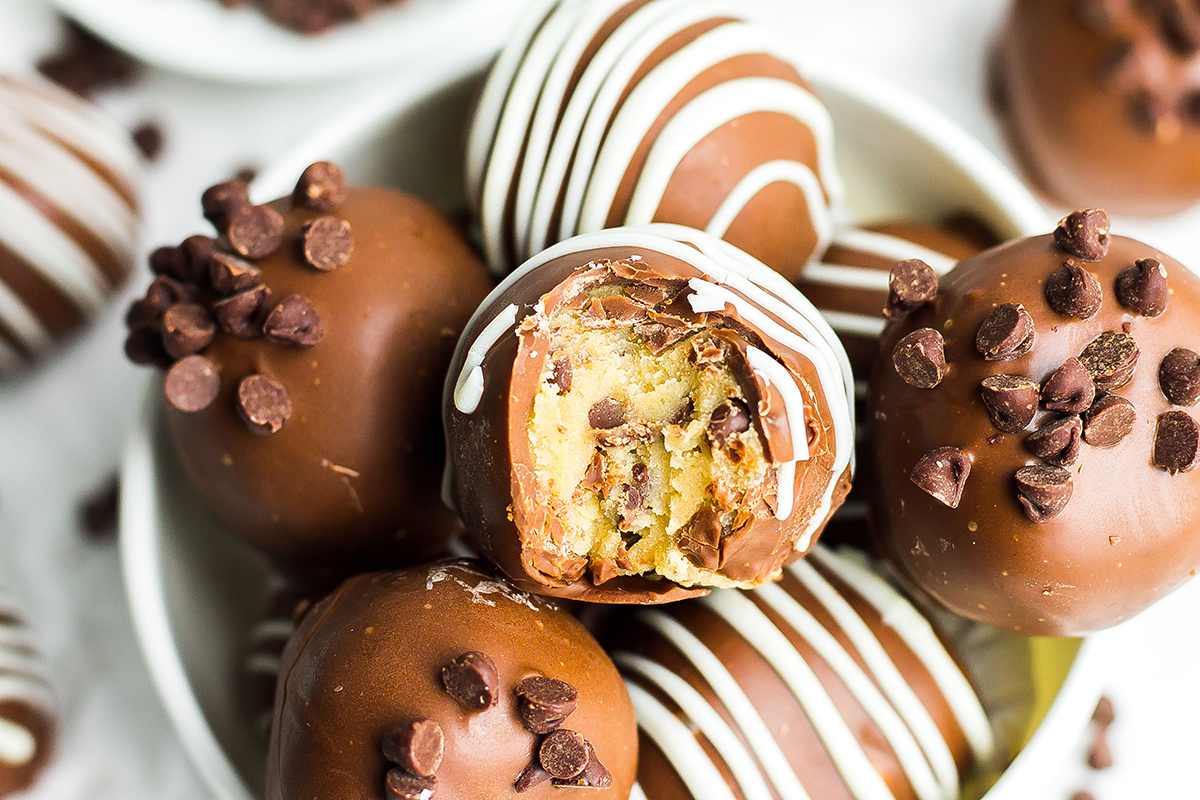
[
  {"left": 0, "top": 589, "right": 56, "bottom": 797},
  {"left": 467, "top": 0, "right": 844, "bottom": 278},
  {"left": 610, "top": 545, "right": 997, "bottom": 800},
  {"left": 0, "top": 75, "right": 141, "bottom": 378},
  {"left": 871, "top": 210, "right": 1200, "bottom": 634},
  {"left": 124, "top": 163, "right": 493, "bottom": 566},
  {"left": 994, "top": 0, "right": 1200, "bottom": 216},
  {"left": 444, "top": 225, "right": 854, "bottom": 603},
  {"left": 265, "top": 559, "right": 637, "bottom": 800}
]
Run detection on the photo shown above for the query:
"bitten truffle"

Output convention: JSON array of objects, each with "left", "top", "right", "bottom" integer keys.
[
  {"left": 0, "top": 588, "right": 56, "bottom": 798},
  {"left": 444, "top": 225, "right": 854, "bottom": 603},
  {"left": 871, "top": 209, "right": 1200, "bottom": 634},
  {"left": 466, "top": 0, "right": 844, "bottom": 278},
  {"left": 265, "top": 559, "right": 637, "bottom": 800}
]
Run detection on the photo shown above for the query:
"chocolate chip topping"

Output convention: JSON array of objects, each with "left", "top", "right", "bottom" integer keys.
[
  {"left": 302, "top": 216, "right": 355, "bottom": 271},
  {"left": 79, "top": 473, "right": 119, "bottom": 541},
  {"left": 129, "top": 276, "right": 192, "bottom": 327},
  {"left": 1115, "top": 258, "right": 1169, "bottom": 317},
  {"left": 123, "top": 327, "right": 169, "bottom": 367},
  {"left": 227, "top": 204, "right": 285, "bottom": 260},
  {"left": 440, "top": 651, "right": 498, "bottom": 710},
  {"left": 516, "top": 676, "right": 578, "bottom": 735},
  {"left": 161, "top": 303, "right": 216, "bottom": 359},
  {"left": 209, "top": 251, "right": 262, "bottom": 296},
  {"left": 385, "top": 768, "right": 437, "bottom": 800},
  {"left": 1079, "top": 331, "right": 1139, "bottom": 391},
  {"left": 263, "top": 294, "right": 324, "bottom": 346},
  {"left": 975, "top": 303, "right": 1035, "bottom": 360},
  {"left": 885, "top": 259, "right": 939, "bottom": 319},
  {"left": 677, "top": 505, "right": 722, "bottom": 569},
  {"left": 1159, "top": 347, "right": 1200, "bottom": 405},
  {"left": 538, "top": 730, "right": 589, "bottom": 780},
  {"left": 1026, "top": 416, "right": 1083, "bottom": 467},
  {"left": 1041, "top": 358, "right": 1097, "bottom": 414},
  {"left": 554, "top": 742, "right": 613, "bottom": 789},
  {"left": 1082, "top": 394, "right": 1136, "bottom": 448},
  {"left": 236, "top": 374, "right": 292, "bottom": 435},
  {"left": 893, "top": 328, "right": 948, "bottom": 388},
  {"left": 293, "top": 161, "right": 348, "bottom": 212},
  {"left": 382, "top": 719, "right": 444, "bottom": 778},
  {"left": 980, "top": 375, "right": 1039, "bottom": 433},
  {"left": 911, "top": 447, "right": 971, "bottom": 508},
  {"left": 181, "top": 235, "right": 216, "bottom": 283},
  {"left": 1153, "top": 410, "right": 1200, "bottom": 473},
  {"left": 1015, "top": 464, "right": 1073, "bottom": 523},
  {"left": 548, "top": 358, "right": 572, "bottom": 395},
  {"left": 201, "top": 180, "right": 250, "bottom": 232},
  {"left": 1053, "top": 209, "right": 1110, "bottom": 261},
  {"left": 164, "top": 355, "right": 220, "bottom": 413},
  {"left": 213, "top": 285, "right": 272, "bottom": 338},
  {"left": 149, "top": 245, "right": 189, "bottom": 282},
  {"left": 1045, "top": 261, "right": 1103, "bottom": 319},
  {"left": 514, "top": 762, "right": 552, "bottom": 793},
  {"left": 588, "top": 398, "right": 626, "bottom": 429},
  {"left": 708, "top": 398, "right": 751, "bottom": 448}
]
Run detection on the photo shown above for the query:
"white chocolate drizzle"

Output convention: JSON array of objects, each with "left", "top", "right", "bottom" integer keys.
[
  {"left": 453, "top": 302, "right": 519, "bottom": 414},
  {"left": 0, "top": 589, "right": 55, "bottom": 768}
]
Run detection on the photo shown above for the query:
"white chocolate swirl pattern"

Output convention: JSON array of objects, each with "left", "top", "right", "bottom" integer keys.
[{"left": 0, "top": 587, "right": 56, "bottom": 797}]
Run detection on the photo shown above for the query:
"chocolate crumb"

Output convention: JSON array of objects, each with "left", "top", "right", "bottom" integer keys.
[
  {"left": 1025, "top": 415, "right": 1083, "bottom": 467},
  {"left": 302, "top": 216, "right": 354, "bottom": 271},
  {"left": 514, "top": 761, "right": 552, "bottom": 793},
  {"left": 588, "top": 398, "right": 626, "bottom": 429},
  {"left": 885, "top": 259, "right": 938, "bottom": 319},
  {"left": 1053, "top": 209, "right": 1110, "bottom": 261},
  {"left": 1015, "top": 464, "right": 1073, "bottom": 523},
  {"left": 161, "top": 303, "right": 216, "bottom": 359},
  {"left": 1078, "top": 331, "right": 1139, "bottom": 391},
  {"left": 1093, "top": 696, "right": 1116, "bottom": 727},
  {"left": 236, "top": 374, "right": 292, "bottom": 435},
  {"left": 132, "top": 122, "right": 164, "bottom": 162},
  {"left": 209, "top": 251, "right": 262, "bottom": 295},
  {"left": 538, "top": 730, "right": 589, "bottom": 780},
  {"left": 214, "top": 285, "right": 272, "bottom": 339},
  {"left": 893, "top": 328, "right": 948, "bottom": 388},
  {"left": 1082, "top": 395, "right": 1136, "bottom": 448},
  {"left": 201, "top": 180, "right": 250, "bottom": 233},
  {"left": 36, "top": 19, "right": 139, "bottom": 98},
  {"left": 165, "top": 355, "right": 221, "bottom": 413},
  {"left": 516, "top": 676, "right": 578, "bottom": 734},
  {"left": 1159, "top": 348, "right": 1200, "bottom": 406},
  {"left": 976, "top": 303, "right": 1035, "bottom": 360},
  {"left": 1115, "top": 258, "right": 1168, "bottom": 317},
  {"left": 548, "top": 358, "right": 572, "bottom": 395},
  {"left": 227, "top": 205, "right": 285, "bottom": 259},
  {"left": 980, "top": 374, "right": 1039, "bottom": 433},
  {"left": 1153, "top": 410, "right": 1200, "bottom": 474},
  {"left": 1045, "top": 262, "right": 1102, "bottom": 319},
  {"left": 911, "top": 447, "right": 971, "bottom": 508},
  {"left": 381, "top": 719, "right": 444, "bottom": 777},
  {"left": 263, "top": 294, "right": 324, "bottom": 347},
  {"left": 707, "top": 398, "right": 751, "bottom": 449},
  {"left": 234, "top": 166, "right": 259, "bottom": 184},
  {"left": 79, "top": 473, "right": 119, "bottom": 541},
  {"left": 385, "top": 768, "right": 437, "bottom": 800},
  {"left": 441, "top": 651, "right": 498, "bottom": 710},
  {"left": 1041, "top": 357, "right": 1097, "bottom": 414},
  {"left": 678, "top": 505, "right": 723, "bottom": 570},
  {"left": 293, "top": 161, "right": 348, "bottom": 212},
  {"left": 1087, "top": 732, "right": 1113, "bottom": 770}
]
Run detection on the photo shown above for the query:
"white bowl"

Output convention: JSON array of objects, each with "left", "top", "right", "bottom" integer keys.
[{"left": 120, "top": 49, "right": 1109, "bottom": 800}]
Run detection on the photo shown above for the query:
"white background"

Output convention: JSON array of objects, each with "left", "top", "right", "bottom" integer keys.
[{"left": 0, "top": 0, "right": 1197, "bottom": 797}]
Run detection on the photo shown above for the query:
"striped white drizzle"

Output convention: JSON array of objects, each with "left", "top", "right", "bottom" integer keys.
[{"left": 0, "top": 590, "right": 55, "bottom": 767}]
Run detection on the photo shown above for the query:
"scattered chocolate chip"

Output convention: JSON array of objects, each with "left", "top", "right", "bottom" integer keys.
[
  {"left": 1025, "top": 416, "right": 1083, "bottom": 467},
  {"left": 976, "top": 303, "right": 1035, "bottom": 360},
  {"left": 213, "top": 285, "right": 272, "bottom": 338},
  {"left": 263, "top": 294, "right": 324, "bottom": 347},
  {"left": 234, "top": 166, "right": 259, "bottom": 184},
  {"left": 164, "top": 355, "right": 221, "bottom": 413},
  {"left": 236, "top": 374, "right": 292, "bottom": 435},
  {"left": 129, "top": 276, "right": 192, "bottom": 327},
  {"left": 1159, "top": 348, "right": 1200, "bottom": 406},
  {"left": 893, "top": 328, "right": 947, "bottom": 388},
  {"left": 441, "top": 651, "right": 498, "bottom": 710},
  {"left": 980, "top": 375, "right": 1039, "bottom": 433},
  {"left": 1079, "top": 331, "right": 1139, "bottom": 391},
  {"left": 1153, "top": 410, "right": 1200, "bottom": 474},
  {"left": 548, "top": 358, "right": 572, "bottom": 395},
  {"left": 1081, "top": 394, "right": 1136, "bottom": 448},
  {"left": 1041, "top": 358, "right": 1097, "bottom": 414},
  {"left": 538, "top": 730, "right": 589, "bottom": 780},
  {"left": 302, "top": 216, "right": 354, "bottom": 271},
  {"left": 911, "top": 447, "right": 971, "bottom": 508},
  {"left": 885, "top": 259, "right": 939, "bottom": 319},
  {"left": 293, "top": 161, "right": 348, "bottom": 211},
  {"left": 678, "top": 505, "right": 723, "bottom": 569},
  {"left": 1115, "top": 258, "right": 1168, "bottom": 317},
  {"left": 227, "top": 204, "right": 285, "bottom": 259},
  {"left": 209, "top": 251, "right": 262, "bottom": 295},
  {"left": 180, "top": 235, "right": 216, "bottom": 283},
  {"left": 385, "top": 768, "right": 437, "bottom": 800},
  {"left": 1045, "top": 261, "right": 1102, "bottom": 319},
  {"left": 1015, "top": 464, "right": 1073, "bottom": 523},
  {"left": 79, "top": 473, "right": 119, "bottom": 541},
  {"left": 514, "top": 762, "right": 552, "bottom": 793},
  {"left": 708, "top": 398, "right": 751, "bottom": 448},
  {"left": 148, "top": 245, "right": 188, "bottom": 281},
  {"left": 123, "top": 326, "right": 170, "bottom": 367},
  {"left": 1087, "top": 733, "right": 1113, "bottom": 770},
  {"left": 161, "top": 303, "right": 216, "bottom": 359},
  {"left": 588, "top": 398, "right": 626, "bottom": 429},
  {"left": 381, "top": 719, "right": 444, "bottom": 777},
  {"left": 515, "top": 676, "right": 578, "bottom": 734},
  {"left": 552, "top": 742, "right": 613, "bottom": 789},
  {"left": 201, "top": 180, "right": 250, "bottom": 233},
  {"left": 1053, "top": 209, "right": 1110, "bottom": 261},
  {"left": 132, "top": 122, "right": 164, "bottom": 162},
  {"left": 36, "top": 19, "right": 139, "bottom": 99},
  {"left": 1092, "top": 696, "right": 1115, "bottom": 728}
]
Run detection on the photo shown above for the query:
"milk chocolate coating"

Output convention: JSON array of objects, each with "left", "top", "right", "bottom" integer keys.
[
  {"left": 871, "top": 227, "right": 1200, "bottom": 634},
  {"left": 160, "top": 185, "right": 492, "bottom": 566},
  {"left": 443, "top": 227, "right": 853, "bottom": 603},
  {"left": 265, "top": 559, "right": 637, "bottom": 800},
  {"left": 994, "top": 0, "right": 1200, "bottom": 216}
]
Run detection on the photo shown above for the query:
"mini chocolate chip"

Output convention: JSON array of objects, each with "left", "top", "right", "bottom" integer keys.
[
  {"left": 1082, "top": 394, "right": 1136, "bottom": 448},
  {"left": 441, "top": 651, "right": 498, "bottom": 710},
  {"left": 164, "top": 355, "right": 220, "bottom": 412},
  {"left": 538, "top": 730, "right": 589, "bottom": 780},
  {"left": 180, "top": 235, "right": 215, "bottom": 283},
  {"left": 79, "top": 473, "right": 119, "bottom": 541},
  {"left": 1026, "top": 415, "right": 1083, "bottom": 467},
  {"left": 911, "top": 447, "right": 971, "bottom": 508},
  {"left": 552, "top": 742, "right": 613, "bottom": 789},
  {"left": 1079, "top": 331, "right": 1139, "bottom": 391},
  {"left": 148, "top": 245, "right": 188, "bottom": 281},
  {"left": 671, "top": 397, "right": 695, "bottom": 425},
  {"left": 123, "top": 326, "right": 170, "bottom": 367},
  {"left": 678, "top": 505, "right": 722, "bottom": 569},
  {"left": 588, "top": 398, "right": 625, "bottom": 429},
  {"left": 263, "top": 294, "right": 324, "bottom": 346},
  {"left": 129, "top": 276, "right": 192, "bottom": 327},
  {"left": 129, "top": 122, "right": 160, "bottom": 161},
  {"left": 213, "top": 285, "right": 272, "bottom": 338},
  {"left": 1115, "top": 258, "right": 1168, "bottom": 317},
  {"left": 1159, "top": 348, "right": 1200, "bottom": 405},
  {"left": 1153, "top": 410, "right": 1200, "bottom": 474},
  {"left": 548, "top": 358, "right": 572, "bottom": 395},
  {"left": 514, "top": 762, "right": 552, "bottom": 793},
  {"left": 293, "top": 161, "right": 348, "bottom": 211},
  {"left": 161, "top": 303, "right": 216, "bottom": 359},
  {"left": 302, "top": 216, "right": 354, "bottom": 271},
  {"left": 885, "top": 259, "right": 939, "bottom": 319},
  {"left": 227, "top": 204, "right": 285, "bottom": 259},
  {"left": 893, "top": 328, "right": 947, "bottom": 388},
  {"left": 1087, "top": 733, "right": 1113, "bottom": 770},
  {"left": 201, "top": 180, "right": 250, "bottom": 232},
  {"left": 236, "top": 374, "right": 292, "bottom": 435},
  {"left": 382, "top": 719, "right": 444, "bottom": 777},
  {"left": 1045, "top": 262, "right": 1102, "bottom": 319},
  {"left": 708, "top": 398, "right": 751, "bottom": 448},
  {"left": 1093, "top": 696, "right": 1116, "bottom": 727},
  {"left": 385, "top": 768, "right": 437, "bottom": 800},
  {"left": 976, "top": 303, "right": 1035, "bottom": 360},
  {"left": 209, "top": 251, "right": 262, "bottom": 295},
  {"left": 1053, "top": 209, "right": 1110, "bottom": 261},
  {"left": 515, "top": 676, "right": 578, "bottom": 734},
  {"left": 1041, "top": 357, "right": 1097, "bottom": 414},
  {"left": 980, "top": 375, "right": 1039, "bottom": 433},
  {"left": 1015, "top": 464, "right": 1073, "bottom": 523}
]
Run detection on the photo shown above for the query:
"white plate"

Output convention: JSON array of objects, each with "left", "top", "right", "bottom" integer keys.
[
  {"left": 120, "top": 47, "right": 1108, "bottom": 800},
  {"left": 49, "top": 0, "right": 525, "bottom": 85}
]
